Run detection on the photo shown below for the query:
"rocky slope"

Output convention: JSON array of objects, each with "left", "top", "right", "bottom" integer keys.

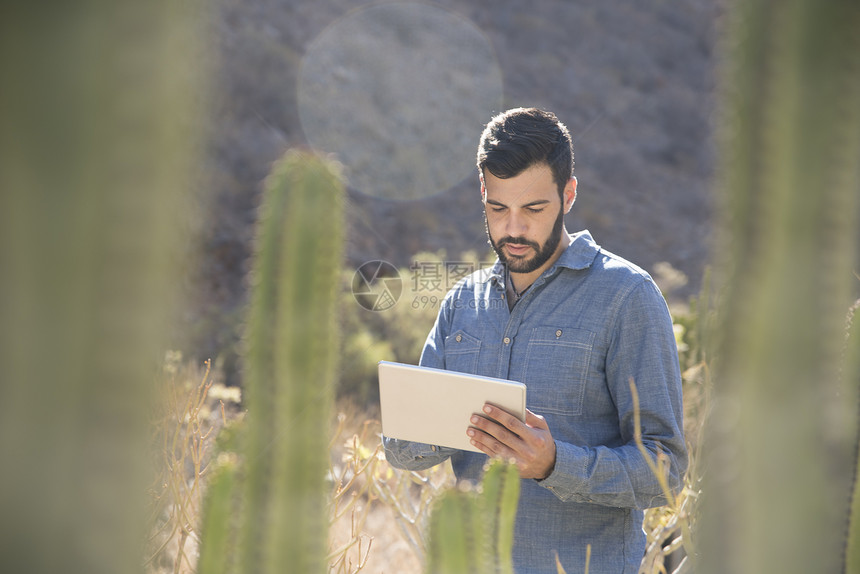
[{"left": 185, "top": 0, "right": 722, "bottom": 376}]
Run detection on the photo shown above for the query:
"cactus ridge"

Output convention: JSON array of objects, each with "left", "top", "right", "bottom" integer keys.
[
  {"left": 425, "top": 459, "right": 520, "bottom": 574},
  {"left": 704, "top": 1, "right": 860, "bottom": 573},
  {"left": 844, "top": 299, "right": 860, "bottom": 573},
  {"left": 198, "top": 150, "right": 344, "bottom": 574},
  {"left": 197, "top": 457, "right": 239, "bottom": 574}
]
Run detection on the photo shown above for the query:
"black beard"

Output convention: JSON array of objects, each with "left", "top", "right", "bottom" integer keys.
[{"left": 485, "top": 207, "right": 565, "bottom": 274}]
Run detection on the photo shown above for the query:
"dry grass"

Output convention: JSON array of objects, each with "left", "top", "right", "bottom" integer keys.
[
  {"left": 327, "top": 401, "right": 455, "bottom": 574},
  {"left": 147, "top": 352, "right": 708, "bottom": 574},
  {"left": 146, "top": 359, "right": 454, "bottom": 574},
  {"left": 637, "top": 361, "right": 709, "bottom": 574},
  {"left": 146, "top": 354, "right": 236, "bottom": 574}
]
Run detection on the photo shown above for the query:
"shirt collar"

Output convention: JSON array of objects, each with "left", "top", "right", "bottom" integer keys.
[
  {"left": 481, "top": 230, "right": 600, "bottom": 284},
  {"left": 553, "top": 230, "right": 601, "bottom": 271}
]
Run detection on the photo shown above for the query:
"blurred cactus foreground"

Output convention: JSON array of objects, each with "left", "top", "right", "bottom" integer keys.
[
  {"left": 425, "top": 459, "right": 520, "bottom": 574},
  {"left": 847, "top": 302, "right": 860, "bottom": 573},
  {"left": 703, "top": 1, "right": 860, "bottom": 573},
  {"left": 197, "top": 151, "right": 345, "bottom": 574},
  {"left": 0, "top": 2, "right": 207, "bottom": 574}
]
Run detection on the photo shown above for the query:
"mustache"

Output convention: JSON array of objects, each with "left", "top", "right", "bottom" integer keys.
[{"left": 498, "top": 236, "right": 539, "bottom": 250}]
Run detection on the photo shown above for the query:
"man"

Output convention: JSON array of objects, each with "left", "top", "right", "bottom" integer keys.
[{"left": 384, "top": 108, "right": 687, "bottom": 574}]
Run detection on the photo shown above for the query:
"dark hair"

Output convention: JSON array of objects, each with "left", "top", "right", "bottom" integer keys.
[{"left": 476, "top": 108, "right": 574, "bottom": 196}]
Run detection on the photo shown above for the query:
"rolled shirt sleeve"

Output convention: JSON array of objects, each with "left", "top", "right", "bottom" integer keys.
[
  {"left": 379, "top": 231, "right": 688, "bottom": 573},
  {"left": 537, "top": 278, "right": 687, "bottom": 509}
]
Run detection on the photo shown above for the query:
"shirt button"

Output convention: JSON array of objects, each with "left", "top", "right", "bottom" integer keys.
[
  {"left": 556, "top": 329, "right": 563, "bottom": 338},
  {"left": 455, "top": 334, "right": 462, "bottom": 343},
  {"left": 503, "top": 337, "right": 511, "bottom": 345}
]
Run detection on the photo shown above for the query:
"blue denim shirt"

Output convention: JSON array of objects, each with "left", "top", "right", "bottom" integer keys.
[{"left": 383, "top": 231, "right": 687, "bottom": 574}]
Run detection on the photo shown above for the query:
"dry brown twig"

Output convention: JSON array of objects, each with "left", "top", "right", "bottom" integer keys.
[{"left": 146, "top": 356, "right": 227, "bottom": 574}]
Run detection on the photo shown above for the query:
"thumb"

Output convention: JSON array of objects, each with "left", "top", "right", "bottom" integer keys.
[{"left": 525, "top": 408, "right": 548, "bottom": 429}]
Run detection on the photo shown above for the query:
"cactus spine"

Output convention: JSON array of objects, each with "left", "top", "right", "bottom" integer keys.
[
  {"left": 703, "top": 1, "right": 860, "bottom": 573},
  {"left": 425, "top": 459, "right": 520, "bottom": 574},
  {"left": 197, "top": 150, "right": 344, "bottom": 574}
]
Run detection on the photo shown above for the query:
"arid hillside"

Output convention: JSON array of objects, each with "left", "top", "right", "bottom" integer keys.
[{"left": 186, "top": 0, "right": 721, "bottom": 376}]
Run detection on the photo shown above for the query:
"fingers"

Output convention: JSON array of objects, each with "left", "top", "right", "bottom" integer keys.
[
  {"left": 465, "top": 405, "right": 530, "bottom": 457},
  {"left": 482, "top": 404, "right": 527, "bottom": 432},
  {"left": 467, "top": 424, "right": 516, "bottom": 458},
  {"left": 468, "top": 412, "right": 523, "bottom": 453},
  {"left": 525, "top": 408, "right": 549, "bottom": 430},
  {"left": 467, "top": 404, "right": 557, "bottom": 480},
  {"left": 478, "top": 405, "right": 546, "bottom": 436}
]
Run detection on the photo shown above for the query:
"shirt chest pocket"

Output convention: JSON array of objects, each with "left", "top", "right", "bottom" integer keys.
[
  {"left": 523, "top": 326, "right": 595, "bottom": 416},
  {"left": 444, "top": 329, "right": 481, "bottom": 375}
]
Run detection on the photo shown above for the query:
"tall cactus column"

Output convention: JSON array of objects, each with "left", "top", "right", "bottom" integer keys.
[
  {"left": 0, "top": 2, "right": 205, "bottom": 574},
  {"left": 237, "top": 151, "right": 345, "bottom": 574},
  {"left": 425, "top": 459, "right": 520, "bottom": 574},
  {"left": 703, "top": 1, "right": 860, "bottom": 573},
  {"left": 847, "top": 301, "right": 860, "bottom": 572}
]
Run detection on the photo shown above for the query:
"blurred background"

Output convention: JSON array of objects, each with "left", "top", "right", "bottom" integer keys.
[{"left": 187, "top": 0, "right": 720, "bottom": 385}]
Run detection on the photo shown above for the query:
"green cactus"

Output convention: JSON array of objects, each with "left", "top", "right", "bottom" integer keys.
[
  {"left": 196, "top": 150, "right": 345, "bottom": 574},
  {"left": 703, "top": 1, "right": 860, "bottom": 573},
  {"left": 0, "top": 2, "right": 203, "bottom": 574},
  {"left": 845, "top": 300, "right": 860, "bottom": 573},
  {"left": 425, "top": 459, "right": 520, "bottom": 574},
  {"left": 197, "top": 453, "right": 240, "bottom": 574},
  {"left": 479, "top": 458, "right": 520, "bottom": 573}
]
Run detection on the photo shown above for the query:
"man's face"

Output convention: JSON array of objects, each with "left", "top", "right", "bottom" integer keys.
[{"left": 482, "top": 163, "right": 576, "bottom": 274}]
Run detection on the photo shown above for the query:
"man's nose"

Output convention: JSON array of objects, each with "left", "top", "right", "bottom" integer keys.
[{"left": 505, "top": 210, "right": 528, "bottom": 236}]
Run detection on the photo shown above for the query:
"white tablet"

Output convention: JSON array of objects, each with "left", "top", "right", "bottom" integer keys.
[{"left": 378, "top": 360, "right": 527, "bottom": 453}]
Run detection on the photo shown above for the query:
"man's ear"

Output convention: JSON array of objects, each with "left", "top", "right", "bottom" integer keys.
[
  {"left": 563, "top": 177, "right": 577, "bottom": 213},
  {"left": 480, "top": 177, "right": 487, "bottom": 202}
]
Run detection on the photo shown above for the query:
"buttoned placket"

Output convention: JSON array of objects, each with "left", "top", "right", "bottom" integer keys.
[
  {"left": 494, "top": 266, "right": 562, "bottom": 380},
  {"left": 384, "top": 231, "right": 688, "bottom": 573}
]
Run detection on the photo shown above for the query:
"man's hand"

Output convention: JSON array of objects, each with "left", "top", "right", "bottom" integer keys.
[{"left": 467, "top": 404, "right": 557, "bottom": 480}]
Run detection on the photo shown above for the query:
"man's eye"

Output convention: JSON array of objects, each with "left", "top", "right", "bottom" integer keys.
[
  {"left": 490, "top": 206, "right": 506, "bottom": 213},
  {"left": 526, "top": 207, "right": 544, "bottom": 214}
]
